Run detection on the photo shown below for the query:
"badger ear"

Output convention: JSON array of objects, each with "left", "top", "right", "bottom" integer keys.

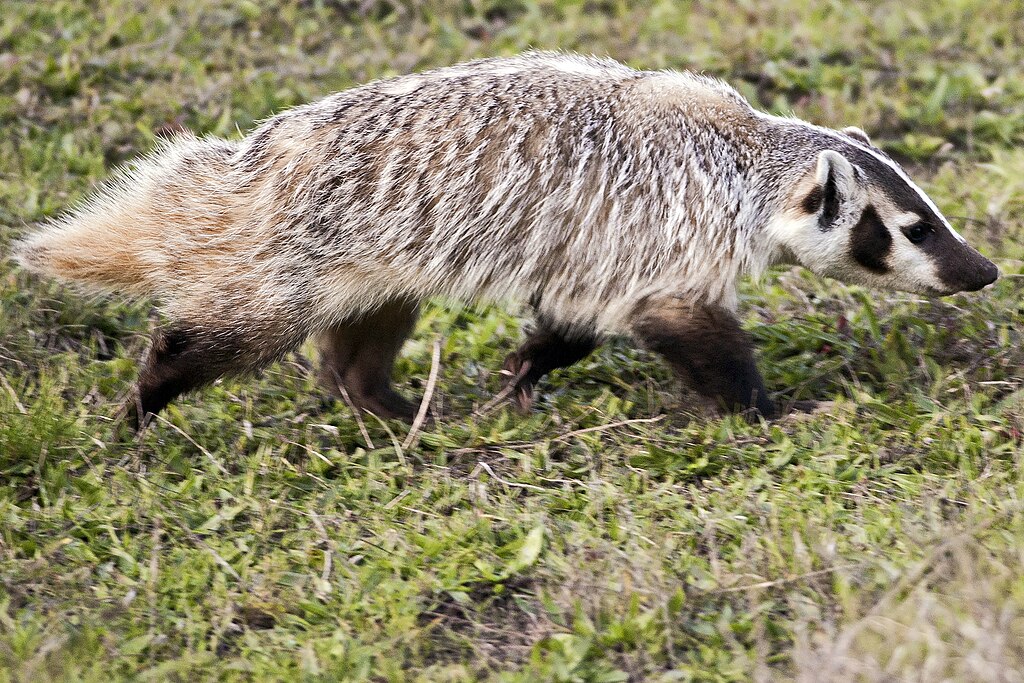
[
  {"left": 812, "top": 150, "right": 857, "bottom": 231},
  {"left": 841, "top": 126, "right": 872, "bottom": 146}
]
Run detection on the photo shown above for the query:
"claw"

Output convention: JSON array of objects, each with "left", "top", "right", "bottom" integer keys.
[{"left": 500, "top": 355, "right": 535, "bottom": 412}]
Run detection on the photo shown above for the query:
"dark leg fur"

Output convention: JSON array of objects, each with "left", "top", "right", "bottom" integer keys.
[
  {"left": 501, "top": 320, "right": 599, "bottom": 410},
  {"left": 317, "top": 300, "right": 420, "bottom": 421},
  {"left": 131, "top": 325, "right": 273, "bottom": 429},
  {"left": 632, "top": 300, "right": 777, "bottom": 419}
]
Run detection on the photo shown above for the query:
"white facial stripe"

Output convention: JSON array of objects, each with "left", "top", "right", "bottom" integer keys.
[
  {"left": 890, "top": 211, "right": 922, "bottom": 229},
  {"left": 847, "top": 139, "right": 968, "bottom": 244}
]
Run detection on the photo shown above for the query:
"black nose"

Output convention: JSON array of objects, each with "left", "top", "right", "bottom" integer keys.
[{"left": 961, "top": 259, "right": 999, "bottom": 292}]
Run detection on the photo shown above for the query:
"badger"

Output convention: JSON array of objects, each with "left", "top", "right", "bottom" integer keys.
[{"left": 14, "top": 52, "right": 998, "bottom": 427}]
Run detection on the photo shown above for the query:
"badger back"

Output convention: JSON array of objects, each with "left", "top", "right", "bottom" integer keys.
[{"left": 236, "top": 53, "right": 764, "bottom": 327}]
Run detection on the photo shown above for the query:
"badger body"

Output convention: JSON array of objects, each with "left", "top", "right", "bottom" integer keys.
[{"left": 15, "top": 52, "right": 999, "bottom": 424}]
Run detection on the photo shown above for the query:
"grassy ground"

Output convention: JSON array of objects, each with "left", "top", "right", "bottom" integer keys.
[{"left": 2, "top": 1, "right": 1024, "bottom": 680}]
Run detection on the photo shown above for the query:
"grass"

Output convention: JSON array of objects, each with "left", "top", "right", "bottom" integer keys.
[{"left": 2, "top": 0, "right": 1024, "bottom": 680}]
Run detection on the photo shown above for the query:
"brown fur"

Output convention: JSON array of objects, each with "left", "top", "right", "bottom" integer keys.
[
  {"left": 132, "top": 312, "right": 309, "bottom": 428},
  {"left": 133, "top": 326, "right": 248, "bottom": 427},
  {"left": 316, "top": 300, "right": 420, "bottom": 420},
  {"left": 630, "top": 299, "right": 776, "bottom": 418}
]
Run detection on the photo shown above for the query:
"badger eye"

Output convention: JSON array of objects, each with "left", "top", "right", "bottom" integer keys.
[{"left": 905, "top": 223, "right": 930, "bottom": 244}]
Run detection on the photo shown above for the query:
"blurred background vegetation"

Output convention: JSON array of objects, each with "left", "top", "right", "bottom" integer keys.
[{"left": 2, "top": 1, "right": 1024, "bottom": 681}]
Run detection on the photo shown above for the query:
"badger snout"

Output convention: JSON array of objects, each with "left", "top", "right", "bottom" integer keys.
[
  {"left": 961, "top": 258, "right": 999, "bottom": 291},
  {"left": 938, "top": 253, "right": 999, "bottom": 294}
]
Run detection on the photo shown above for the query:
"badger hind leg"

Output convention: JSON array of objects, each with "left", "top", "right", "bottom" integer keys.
[
  {"left": 131, "top": 320, "right": 302, "bottom": 429},
  {"left": 317, "top": 300, "right": 420, "bottom": 421},
  {"left": 631, "top": 299, "right": 776, "bottom": 419},
  {"left": 501, "top": 319, "right": 600, "bottom": 411}
]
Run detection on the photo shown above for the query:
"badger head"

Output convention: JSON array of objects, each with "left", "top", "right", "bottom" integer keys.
[{"left": 768, "top": 127, "right": 998, "bottom": 296}]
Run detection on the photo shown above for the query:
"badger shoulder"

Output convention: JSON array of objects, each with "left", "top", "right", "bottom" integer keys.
[{"left": 617, "top": 68, "right": 757, "bottom": 127}]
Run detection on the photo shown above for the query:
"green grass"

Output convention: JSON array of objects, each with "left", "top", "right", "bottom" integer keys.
[{"left": 2, "top": 1, "right": 1024, "bottom": 680}]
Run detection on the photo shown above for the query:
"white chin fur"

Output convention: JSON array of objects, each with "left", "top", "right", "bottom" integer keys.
[{"left": 886, "top": 236, "right": 947, "bottom": 293}]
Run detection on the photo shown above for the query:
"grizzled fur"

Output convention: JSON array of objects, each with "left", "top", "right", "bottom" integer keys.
[{"left": 15, "top": 52, "right": 998, "bottom": 424}]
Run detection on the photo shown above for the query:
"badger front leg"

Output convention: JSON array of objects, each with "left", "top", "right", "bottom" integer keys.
[
  {"left": 501, "top": 319, "right": 600, "bottom": 410},
  {"left": 631, "top": 299, "right": 777, "bottom": 419}
]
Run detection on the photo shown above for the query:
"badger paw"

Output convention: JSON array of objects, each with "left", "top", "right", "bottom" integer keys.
[{"left": 500, "top": 354, "right": 535, "bottom": 412}]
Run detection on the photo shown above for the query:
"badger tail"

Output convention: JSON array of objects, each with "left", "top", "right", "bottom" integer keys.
[{"left": 13, "top": 133, "right": 241, "bottom": 297}]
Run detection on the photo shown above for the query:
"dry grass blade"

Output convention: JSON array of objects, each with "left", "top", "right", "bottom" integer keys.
[
  {"left": 403, "top": 336, "right": 441, "bottom": 450},
  {"left": 0, "top": 373, "right": 27, "bottom": 415},
  {"left": 151, "top": 412, "right": 229, "bottom": 475},
  {"left": 552, "top": 416, "right": 664, "bottom": 442},
  {"left": 331, "top": 369, "right": 376, "bottom": 450},
  {"left": 471, "top": 460, "right": 546, "bottom": 492}
]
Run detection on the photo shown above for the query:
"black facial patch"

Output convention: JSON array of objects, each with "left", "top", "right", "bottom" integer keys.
[
  {"left": 819, "top": 167, "right": 841, "bottom": 230},
  {"left": 849, "top": 205, "right": 892, "bottom": 273},
  {"left": 802, "top": 185, "right": 823, "bottom": 214}
]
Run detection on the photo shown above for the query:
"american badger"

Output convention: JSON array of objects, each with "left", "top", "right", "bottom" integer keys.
[{"left": 15, "top": 52, "right": 998, "bottom": 425}]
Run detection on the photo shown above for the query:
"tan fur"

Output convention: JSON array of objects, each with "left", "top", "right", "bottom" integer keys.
[{"left": 17, "top": 135, "right": 243, "bottom": 300}]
